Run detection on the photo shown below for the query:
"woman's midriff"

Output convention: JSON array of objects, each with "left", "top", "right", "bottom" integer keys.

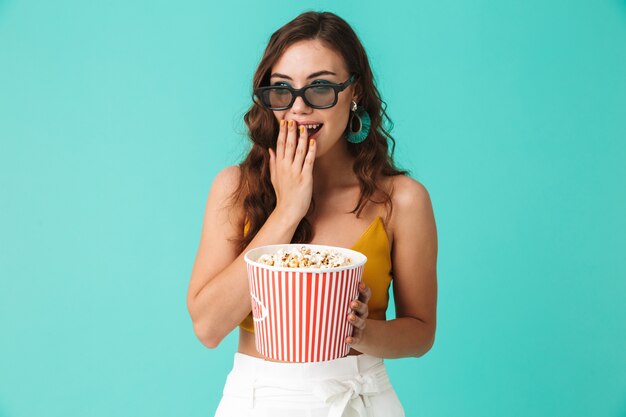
[{"left": 237, "top": 327, "right": 363, "bottom": 362}]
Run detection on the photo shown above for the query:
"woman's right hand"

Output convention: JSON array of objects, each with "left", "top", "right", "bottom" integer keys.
[{"left": 268, "top": 119, "right": 317, "bottom": 224}]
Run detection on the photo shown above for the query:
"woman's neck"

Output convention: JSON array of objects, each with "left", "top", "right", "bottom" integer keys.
[{"left": 312, "top": 141, "right": 358, "bottom": 195}]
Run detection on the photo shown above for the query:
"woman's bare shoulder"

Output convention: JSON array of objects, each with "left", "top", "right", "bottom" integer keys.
[
  {"left": 208, "top": 165, "right": 245, "bottom": 225},
  {"left": 386, "top": 174, "right": 434, "bottom": 232},
  {"left": 388, "top": 174, "right": 432, "bottom": 209},
  {"left": 212, "top": 165, "right": 242, "bottom": 195}
]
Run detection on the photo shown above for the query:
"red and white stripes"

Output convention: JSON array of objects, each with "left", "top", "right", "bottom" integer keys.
[{"left": 247, "top": 263, "right": 363, "bottom": 362}]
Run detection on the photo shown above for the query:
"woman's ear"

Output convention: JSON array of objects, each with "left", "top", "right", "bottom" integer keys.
[{"left": 352, "top": 84, "right": 361, "bottom": 103}]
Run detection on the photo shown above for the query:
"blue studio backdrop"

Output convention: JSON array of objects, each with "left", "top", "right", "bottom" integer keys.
[{"left": 1, "top": 1, "right": 625, "bottom": 416}]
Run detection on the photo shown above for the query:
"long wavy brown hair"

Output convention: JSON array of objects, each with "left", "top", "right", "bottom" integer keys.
[{"left": 229, "top": 11, "right": 408, "bottom": 253}]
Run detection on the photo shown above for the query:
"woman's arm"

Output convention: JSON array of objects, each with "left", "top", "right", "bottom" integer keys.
[
  {"left": 347, "top": 176, "right": 438, "bottom": 358},
  {"left": 186, "top": 165, "right": 302, "bottom": 349},
  {"left": 187, "top": 121, "right": 317, "bottom": 349}
]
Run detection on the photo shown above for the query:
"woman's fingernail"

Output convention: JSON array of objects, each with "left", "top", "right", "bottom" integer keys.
[
  {"left": 280, "top": 119, "right": 285, "bottom": 127},
  {"left": 310, "top": 139, "right": 315, "bottom": 147},
  {"left": 299, "top": 125, "right": 305, "bottom": 134},
  {"left": 288, "top": 120, "right": 293, "bottom": 128}
]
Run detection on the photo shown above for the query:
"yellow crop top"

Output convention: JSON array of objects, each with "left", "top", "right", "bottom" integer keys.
[{"left": 239, "top": 215, "right": 393, "bottom": 332}]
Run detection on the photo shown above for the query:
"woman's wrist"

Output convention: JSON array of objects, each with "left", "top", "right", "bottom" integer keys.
[
  {"left": 270, "top": 207, "right": 303, "bottom": 230},
  {"left": 349, "top": 317, "right": 436, "bottom": 359}
]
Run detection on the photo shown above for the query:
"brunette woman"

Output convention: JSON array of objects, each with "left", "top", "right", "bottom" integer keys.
[{"left": 187, "top": 11, "right": 438, "bottom": 417}]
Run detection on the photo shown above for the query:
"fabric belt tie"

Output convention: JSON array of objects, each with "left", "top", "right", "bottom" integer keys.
[{"left": 312, "top": 368, "right": 390, "bottom": 417}]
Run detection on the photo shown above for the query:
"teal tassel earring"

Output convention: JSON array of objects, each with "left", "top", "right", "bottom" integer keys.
[{"left": 345, "top": 100, "right": 371, "bottom": 144}]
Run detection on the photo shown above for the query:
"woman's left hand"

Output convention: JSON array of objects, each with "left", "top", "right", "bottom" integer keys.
[{"left": 346, "top": 282, "right": 372, "bottom": 346}]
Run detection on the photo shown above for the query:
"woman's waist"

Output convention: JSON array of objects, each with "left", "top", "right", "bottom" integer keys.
[
  {"left": 223, "top": 350, "right": 394, "bottom": 412},
  {"left": 239, "top": 333, "right": 365, "bottom": 359},
  {"left": 231, "top": 351, "right": 386, "bottom": 382}
]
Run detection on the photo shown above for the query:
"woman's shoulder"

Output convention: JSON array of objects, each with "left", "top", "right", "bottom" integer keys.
[
  {"left": 210, "top": 165, "right": 245, "bottom": 200},
  {"left": 209, "top": 165, "right": 245, "bottom": 215},
  {"left": 388, "top": 174, "right": 432, "bottom": 209},
  {"left": 384, "top": 175, "right": 433, "bottom": 233},
  {"left": 212, "top": 165, "right": 242, "bottom": 190}
]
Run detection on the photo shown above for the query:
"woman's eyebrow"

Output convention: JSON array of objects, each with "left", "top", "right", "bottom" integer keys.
[{"left": 270, "top": 70, "right": 337, "bottom": 80}]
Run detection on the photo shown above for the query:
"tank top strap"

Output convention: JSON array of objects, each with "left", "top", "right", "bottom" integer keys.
[
  {"left": 375, "top": 201, "right": 389, "bottom": 227},
  {"left": 377, "top": 202, "right": 386, "bottom": 218},
  {"left": 243, "top": 217, "right": 250, "bottom": 237},
  {"left": 374, "top": 175, "right": 395, "bottom": 224}
]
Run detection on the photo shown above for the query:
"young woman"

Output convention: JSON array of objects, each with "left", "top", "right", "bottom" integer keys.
[{"left": 187, "top": 11, "right": 438, "bottom": 417}]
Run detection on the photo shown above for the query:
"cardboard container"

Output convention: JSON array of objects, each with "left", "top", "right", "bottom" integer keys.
[{"left": 244, "top": 244, "right": 367, "bottom": 362}]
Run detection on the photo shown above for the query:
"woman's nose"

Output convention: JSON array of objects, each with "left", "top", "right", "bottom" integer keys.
[{"left": 290, "top": 95, "right": 311, "bottom": 114}]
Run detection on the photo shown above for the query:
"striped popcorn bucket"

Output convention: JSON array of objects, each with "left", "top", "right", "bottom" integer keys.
[{"left": 244, "top": 244, "right": 367, "bottom": 363}]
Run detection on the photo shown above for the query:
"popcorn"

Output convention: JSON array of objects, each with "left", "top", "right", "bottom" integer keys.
[{"left": 257, "top": 246, "right": 353, "bottom": 269}]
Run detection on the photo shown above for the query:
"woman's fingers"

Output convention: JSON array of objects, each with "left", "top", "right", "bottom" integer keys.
[
  {"left": 284, "top": 120, "right": 298, "bottom": 161},
  {"left": 348, "top": 282, "right": 372, "bottom": 320},
  {"left": 269, "top": 118, "right": 315, "bottom": 222},
  {"left": 302, "top": 138, "right": 316, "bottom": 176},
  {"left": 349, "top": 294, "right": 369, "bottom": 325},
  {"left": 268, "top": 147, "right": 276, "bottom": 184},
  {"left": 350, "top": 300, "right": 368, "bottom": 316},
  {"left": 346, "top": 283, "right": 370, "bottom": 345},
  {"left": 276, "top": 119, "right": 287, "bottom": 159},
  {"left": 347, "top": 324, "right": 364, "bottom": 345},
  {"left": 357, "top": 282, "right": 372, "bottom": 304},
  {"left": 293, "top": 125, "right": 309, "bottom": 169},
  {"left": 348, "top": 312, "right": 366, "bottom": 330},
  {"left": 277, "top": 120, "right": 316, "bottom": 174},
  {"left": 348, "top": 314, "right": 365, "bottom": 344}
]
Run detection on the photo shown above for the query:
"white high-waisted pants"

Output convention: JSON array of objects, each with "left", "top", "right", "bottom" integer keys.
[{"left": 214, "top": 352, "right": 405, "bottom": 417}]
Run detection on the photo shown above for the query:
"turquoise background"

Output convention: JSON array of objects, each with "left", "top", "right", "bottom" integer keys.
[{"left": 1, "top": 0, "right": 625, "bottom": 416}]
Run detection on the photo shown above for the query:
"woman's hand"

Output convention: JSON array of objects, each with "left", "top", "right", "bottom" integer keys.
[
  {"left": 268, "top": 120, "right": 317, "bottom": 224},
  {"left": 346, "top": 282, "right": 372, "bottom": 346}
]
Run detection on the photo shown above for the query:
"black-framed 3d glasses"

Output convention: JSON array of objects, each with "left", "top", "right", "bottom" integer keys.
[{"left": 254, "top": 73, "right": 359, "bottom": 110}]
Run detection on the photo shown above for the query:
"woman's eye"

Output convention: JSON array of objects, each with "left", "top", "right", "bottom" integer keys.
[
  {"left": 311, "top": 80, "right": 331, "bottom": 85},
  {"left": 272, "top": 82, "right": 290, "bottom": 87}
]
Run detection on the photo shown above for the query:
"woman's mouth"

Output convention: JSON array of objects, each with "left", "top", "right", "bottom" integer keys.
[{"left": 298, "top": 123, "right": 323, "bottom": 139}]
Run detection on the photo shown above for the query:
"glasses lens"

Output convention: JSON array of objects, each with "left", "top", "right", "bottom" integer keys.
[
  {"left": 263, "top": 87, "right": 292, "bottom": 109},
  {"left": 304, "top": 85, "right": 336, "bottom": 107}
]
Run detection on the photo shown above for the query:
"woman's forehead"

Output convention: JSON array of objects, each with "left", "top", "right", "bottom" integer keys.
[{"left": 271, "top": 39, "right": 348, "bottom": 80}]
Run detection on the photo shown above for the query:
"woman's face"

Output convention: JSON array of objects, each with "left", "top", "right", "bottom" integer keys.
[{"left": 269, "top": 39, "right": 355, "bottom": 157}]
